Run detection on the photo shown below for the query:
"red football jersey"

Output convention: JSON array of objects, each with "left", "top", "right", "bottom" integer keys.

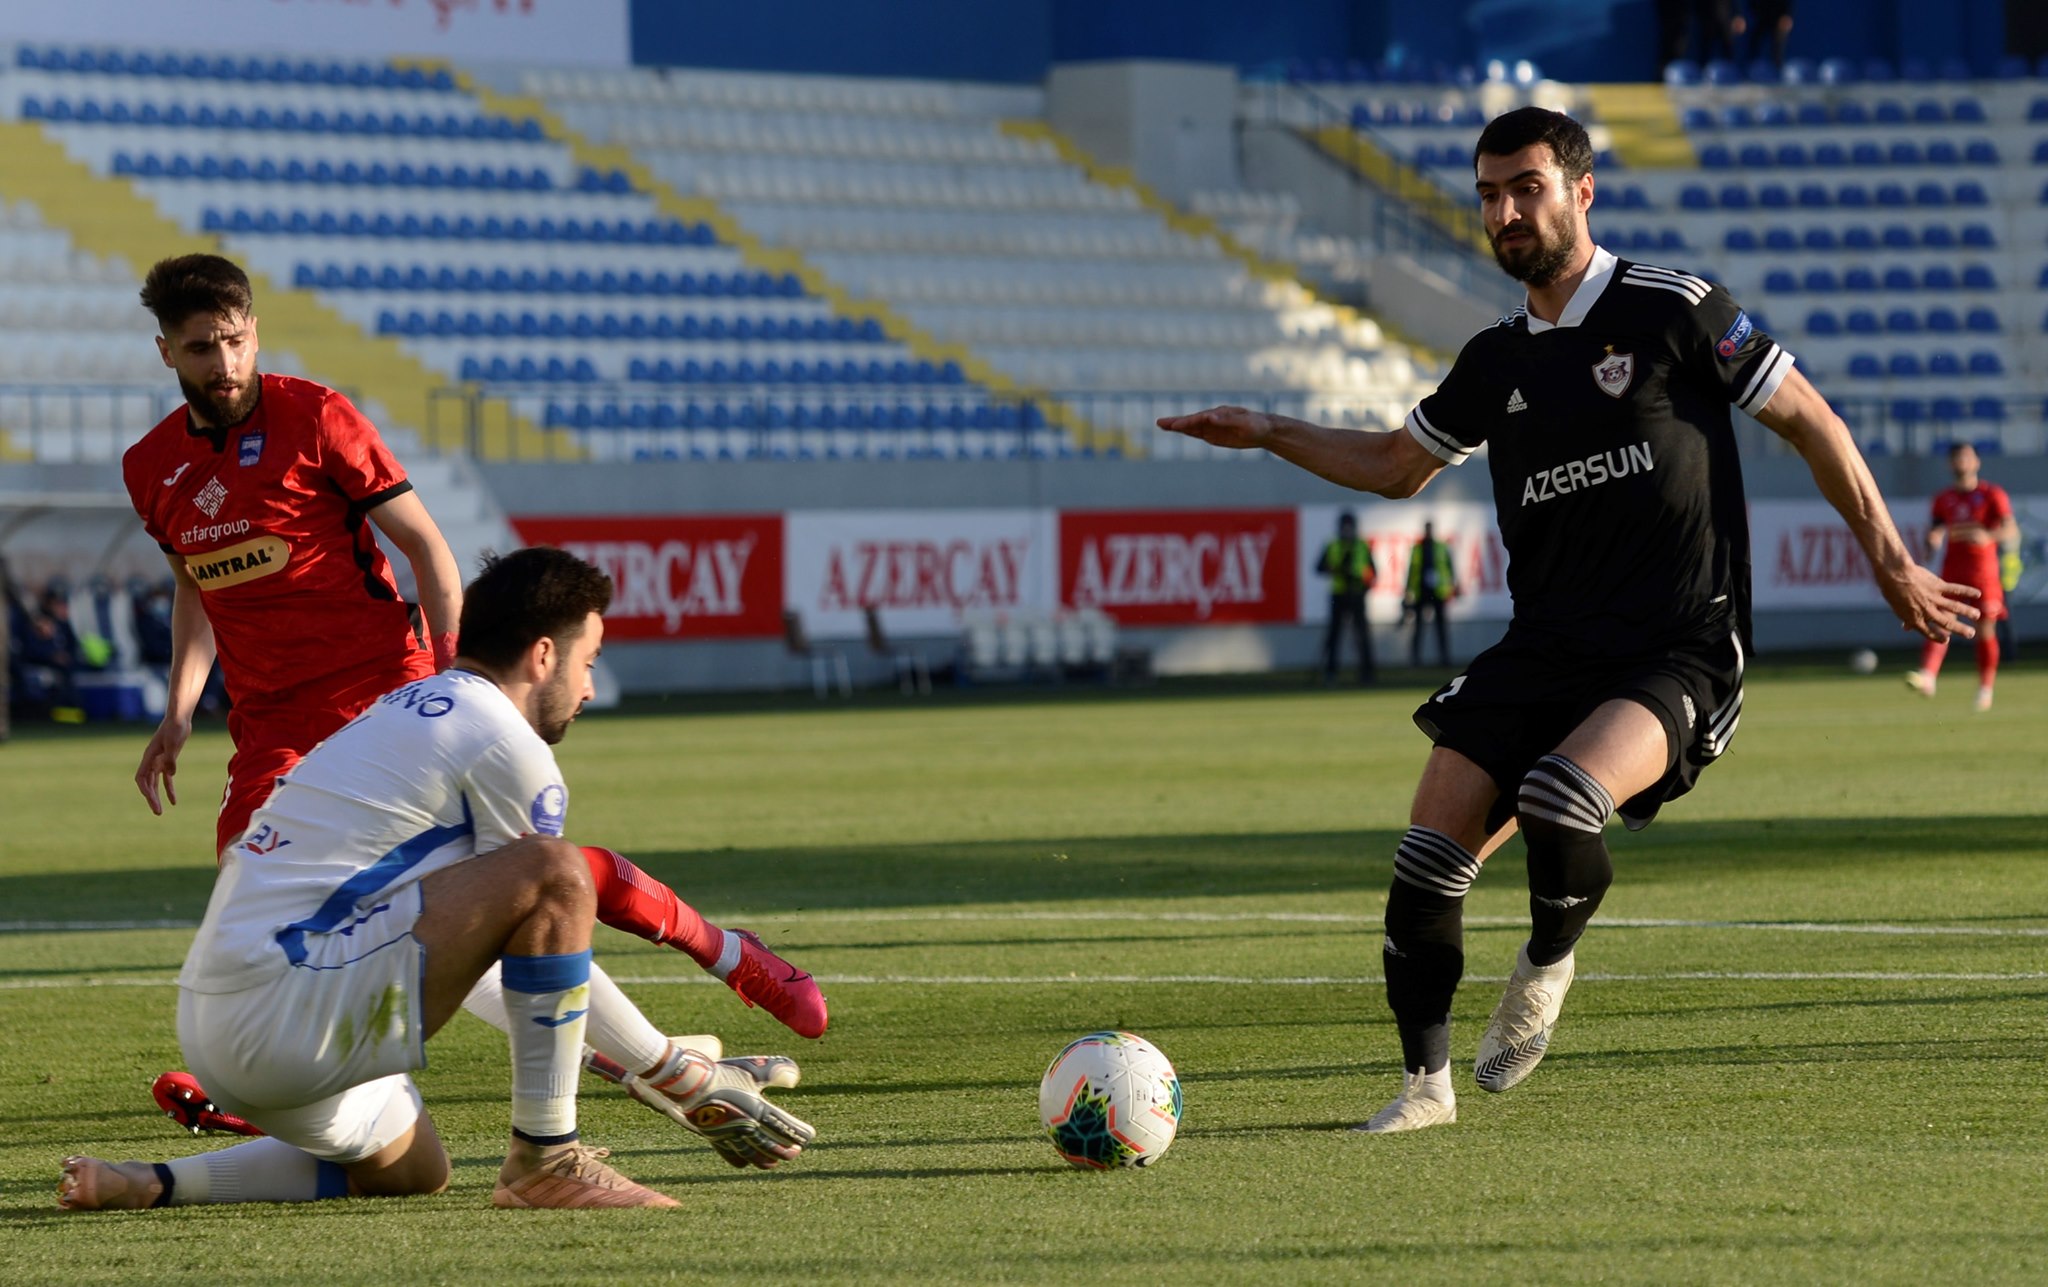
[
  {"left": 1930, "top": 483, "right": 2010, "bottom": 585},
  {"left": 122, "top": 373, "right": 429, "bottom": 701}
]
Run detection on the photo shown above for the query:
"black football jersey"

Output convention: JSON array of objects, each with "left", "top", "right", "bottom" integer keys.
[{"left": 1404, "top": 248, "right": 1793, "bottom": 655}]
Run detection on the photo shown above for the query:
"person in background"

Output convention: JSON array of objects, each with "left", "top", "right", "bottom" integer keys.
[
  {"left": 1905, "top": 442, "right": 2015, "bottom": 711},
  {"left": 1404, "top": 521, "right": 1459, "bottom": 668},
  {"left": 1317, "top": 510, "right": 1377, "bottom": 685}
]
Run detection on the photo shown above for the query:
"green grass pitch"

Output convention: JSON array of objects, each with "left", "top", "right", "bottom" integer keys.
[{"left": 2, "top": 662, "right": 2044, "bottom": 1284}]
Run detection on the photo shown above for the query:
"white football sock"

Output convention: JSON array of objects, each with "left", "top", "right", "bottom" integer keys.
[
  {"left": 468, "top": 959, "right": 671, "bottom": 1078},
  {"left": 163, "top": 1137, "right": 350, "bottom": 1205},
  {"left": 499, "top": 950, "right": 591, "bottom": 1141},
  {"left": 583, "top": 961, "right": 673, "bottom": 1075}
]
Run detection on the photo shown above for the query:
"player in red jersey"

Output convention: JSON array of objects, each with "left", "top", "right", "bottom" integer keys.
[
  {"left": 1905, "top": 443, "right": 2016, "bottom": 711},
  {"left": 127, "top": 254, "right": 823, "bottom": 1133}
]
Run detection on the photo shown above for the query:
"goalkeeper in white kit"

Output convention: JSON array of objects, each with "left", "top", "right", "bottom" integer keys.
[{"left": 61, "top": 547, "right": 813, "bottom": 1210}]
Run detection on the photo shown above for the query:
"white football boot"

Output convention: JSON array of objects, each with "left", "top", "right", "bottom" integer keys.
[
  {"left": 1355, "top": 1070, "right": 1457, "bottom": 1134},
  {"left": 1474, "top": 944, "right": 1575, "bottom": 1093}
]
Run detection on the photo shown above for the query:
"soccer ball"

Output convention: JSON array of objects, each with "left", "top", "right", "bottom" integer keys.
[
  {"left": 1038, "top": 1031, "right": 1182, "bottom": 1169},
  {"left": 1850, "top": 648, "right": 1879, "bottom": 675}
]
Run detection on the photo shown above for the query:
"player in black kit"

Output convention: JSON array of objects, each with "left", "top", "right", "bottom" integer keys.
[{"left": 1158, "top": 107, "right": 1980, "bottom": 1133}]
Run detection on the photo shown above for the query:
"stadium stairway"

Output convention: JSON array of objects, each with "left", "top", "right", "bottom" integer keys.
[
  {"left": 0, "top": 119, "right": 562, "bottom": 459},
  {"left": 1003, "top": 118, "right": 1440, "bottom": 370},
  {"left": 435, "top": 61, "right": 1114, "bottom": 457},
  {"left": 1583, "top": 83, "right": 1697, "bottom": 169}
]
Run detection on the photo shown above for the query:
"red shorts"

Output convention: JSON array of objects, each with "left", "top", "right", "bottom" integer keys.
[
  {"left": 217, "top": 654, "right": 434, "bottom": 856},
  {"left": 1940, "top": 549, "right": 2006, "bottom": 624}
]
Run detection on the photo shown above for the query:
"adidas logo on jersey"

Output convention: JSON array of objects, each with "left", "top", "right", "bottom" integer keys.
[{"left": 1505, "top": 389, "right": 1528, "bottom": 414}]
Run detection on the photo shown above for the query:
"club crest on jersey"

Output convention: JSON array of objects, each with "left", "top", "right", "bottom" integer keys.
[
  {"left": 237, "top": 431, "right": 266, "bottom": 467},
  {"left": 193, "top": 476, "right": 229, "bottom": 517},
  {"left": 530, "top": 784, "right": 567, "bottom": 836},
  {"left": 1592, "top": 347, "right": 1634, "bottom": 399}
]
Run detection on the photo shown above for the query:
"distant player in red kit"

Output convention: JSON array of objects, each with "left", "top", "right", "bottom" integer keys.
[
  {"left": 1905, "top": 443, "right": 2016, "bottom": 711},
  {"left": 125, "top": 254, "right": 822, "bottom": 1133}
]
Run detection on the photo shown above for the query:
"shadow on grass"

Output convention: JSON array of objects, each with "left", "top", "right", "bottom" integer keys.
[{"left": 5, "top": 815, "right": 2043, "bottom": 926}]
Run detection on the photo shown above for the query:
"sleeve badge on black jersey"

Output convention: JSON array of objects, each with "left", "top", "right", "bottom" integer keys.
[
  {"left": 1715, "top": 312, "right": 1753, "bottom": 360},
  {"left": 1592, "top": 347, "right": 1634, "bottom": 398}
]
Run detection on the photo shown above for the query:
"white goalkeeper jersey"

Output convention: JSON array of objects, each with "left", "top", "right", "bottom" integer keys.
[{"left": 179, "top": 668, "right": 570, "bottom": 993}]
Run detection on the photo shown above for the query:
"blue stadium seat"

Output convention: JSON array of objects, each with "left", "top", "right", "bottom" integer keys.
[
  {"left": 1773, "top": 143, "right": 1808, "bottom": 167},
  {"left": 1682, "top": 105, "right": 1715, "bottom": 130},
  {"left": 1878, "top": 224, "right": 1914, "bottom": 249},
  {"left": 1802, "top": 227, "right": 1837, "bottom": 251},
  {"left": 1966, "top": 351, "right": 2003, "bottom": 377},
  {"left": 1804, "top": 309, "right": 1841, "bottom": 336},
  {"left": 1891, "top": 399, "right": 1925, "bottom": 428},
  {"left": 1959, "top": 224, "right": 1994, "bottom": 248},
  {"left": 1930, "top": 396, "right": 1965, "bottom": 423},
  {"left": 1884, "top": 308, "right": 1920, "bottom": 333},
  {"left": 1764, "top": 227, "right": 1798, "bottom": 252},
  {"left": 1887, "top": 141, "right": 1922, "bottom": 166},
  {"left": 1801, "top": 267, "right": 1838, "bottom": 292},
  {"left": 1875, "top": 183, "right": 1910, "bottom": 208},
  {"left": 1846, "top": 310, "right": 1881, "bottom": 335},
  {"left": 1717, "top": 101, "right": 1752, "bottom": 127},
  {"left": 1927, "top": 352, "right": 1961, "bottom": 377},
  {"left": 1795, "top": 183, "right": 1831, "bottom": 209},
  {"left": 1960, "top": 265, "right": 1996, "bottom": 291},
  {"left": 1723, "top": 227, "right": 1758, "bottom": 251},
  {"left": 1718, "top": 185, "right": 1752, "bottom": 209},
  {"left": 1910, "top": 100, "right": 1944, "bottom": 124},
  {"left": 1969, "top": 397, "right": 2004, "bottom": 422},
  {"left": 1758, "top": 183, "right": 1791, "bottom": 209},
  {"left": 1922, "top": 266, "right": 1957, "bottom": 291},
  {"left": 1841, "top": 225, "right": 1875, "bottom": 250},
  {"left": 1849, "top": 141, "right": 1884, "bottom": 167},
  {"left": 1886, "top": 352, "right": 1922, "bottom": 378},
  {"left": 1952, "top": 181, "right": 1987, "bottom": 207},
  {"left": 1961, "top": 141, "right": 1997, "bottom": 166},
  {"left": 1881, "top": 267, "right": 1917, "bottom": 292},
  {"left": 2032, "top": 97, "right": 2048, "bottom": 122},
  {"left": 1737, "top": 143, "right": 1773, "bottom": 168},
  {"left": 1679, "top": 185, "right": 1713, "bottom": 211},
  {"left": 1837, "top": 184, "right": 1871, "bottom": 208},
  {"left": 1920, "top": 224, "right": 1956, "bottom": 249},
  {"left": 1964, "top": 307, "right": 2000, "bottom": 333}
]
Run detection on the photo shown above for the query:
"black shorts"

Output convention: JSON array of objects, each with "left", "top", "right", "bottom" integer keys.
[{"left": 1412, "top": 625, "right": 1747, "bottom": 834}]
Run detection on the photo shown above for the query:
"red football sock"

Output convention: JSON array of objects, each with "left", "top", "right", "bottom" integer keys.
[
  {"left": 1975, "top": 632, "right": 1999, "bottom": 687},
  {"left": 581, "top": 846, "right": 726, "bottom": 968},
  {"left": 1918, "top": 637, "right": 1948, "bottom": 678}
]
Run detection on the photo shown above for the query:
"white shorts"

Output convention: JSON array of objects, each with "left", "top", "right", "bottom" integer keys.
[{"left": 178, "top": 888, "right": 429, "bottom": 1163}]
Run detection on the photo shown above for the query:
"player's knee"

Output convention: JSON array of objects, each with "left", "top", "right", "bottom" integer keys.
[
  {"left": 515, "top": 837, "right": 596, "bottom": 914},
  {"left": 1516, "top": 755, "right": 1616, "bottom": 899}
]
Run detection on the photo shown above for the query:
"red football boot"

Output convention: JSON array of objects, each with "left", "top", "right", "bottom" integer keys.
[
  {"left": 151, "top": 1071, "right": 264, "bottom": 1137},
  {"left": 722, "top": 929, "right": 829, "bottom": 1039}
]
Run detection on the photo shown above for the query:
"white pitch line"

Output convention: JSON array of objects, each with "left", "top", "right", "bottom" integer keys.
[
  {"left": 8, "top": 912, "right": 2048, "bottom": 937},
  {"left": 4, "top": 970, "right": 2045, "bottom": 993}
]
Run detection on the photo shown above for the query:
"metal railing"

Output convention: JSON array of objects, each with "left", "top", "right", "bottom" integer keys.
[
  {"left": 1239, "top": 79, "right": 1504, "bottom": 301},
  {"left": 422, "top": 383, "right": 1422, "bottom": 463}
]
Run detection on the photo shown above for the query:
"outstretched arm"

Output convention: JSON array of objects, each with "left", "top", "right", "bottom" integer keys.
[
  {"left": 1156, "top": 407, "right": 1446, "bottom": 499},
  {"left": 1755, "top": 367, "right": 1980, "bottom": 641}
]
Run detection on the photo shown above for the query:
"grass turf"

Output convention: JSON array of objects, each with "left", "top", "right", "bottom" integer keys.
[{"left": 2, "top": 663, "right": 2044, "bottom": 1284}]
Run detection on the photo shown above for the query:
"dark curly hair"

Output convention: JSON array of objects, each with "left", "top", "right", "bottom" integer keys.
[
  {"left": 458, "top": 547, "right": 614, "bottom": 669},
  {"left": 1472, "top": 106, "right": 1594, "bottom": 182},
  {"left": 140, "top": 253, "right": 254, "bottom": 331}
]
